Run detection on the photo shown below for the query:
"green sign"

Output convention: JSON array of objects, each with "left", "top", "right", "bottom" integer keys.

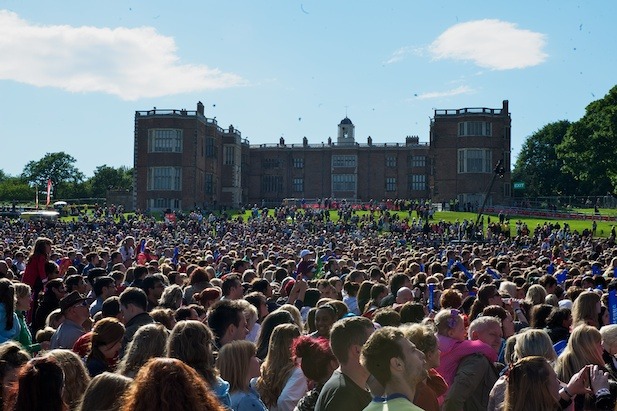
[{"left": 513, "top": 182, "right": 525, "bottom": 190}]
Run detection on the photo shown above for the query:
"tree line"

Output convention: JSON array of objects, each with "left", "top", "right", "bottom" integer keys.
[
  {"left": 0, "top": 152, "right": 132, "bottom": 202},
  {"left": 512, "top": 84, "right": 617, "bottom": 198}
]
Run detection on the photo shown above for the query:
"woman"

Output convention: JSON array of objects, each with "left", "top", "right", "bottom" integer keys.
[
  {"left": 310, "top": 304, "right": 337, "bottom": 339},
  {"left": 217, "top": 340, "right": 267, "bottom": 411},
  {"left": 255, "top": 324, "right": 307, "bottom": 411},
  {"left": 0, "top": 342, "right": 30, "bottom": 406},
  {"left": 600, "top": 324, "right": 617, "bottom": 380},
  {"left": 0, "top": 279, "right": 20, "bottom": 344},
  {"left": 116, "top": 323, "right": 168, "bottom": 378},
  {"left": 183, "top": 267, "right": 212, "bottom": 304},
  {"left": 468, "top": 284, "right": 501, "bottom": 321},
  {"left": 256, "top": 310, "right": 295, "bottom": 360},
  {"left": 572, "top": 291, "right": 601, "bottom": 328},
  {"left": 5, "top": 356, "right": 67, "bottom": 411},
  {"left": 544, "top": 307, "right": 572, "bottom": 344},
  {"left": 292, "top": 335, "right": 338, "bottom": 411},
  {"left": 166, "top": 320, "right": 231, "bottom": 408},
  {"left": 85, "top": 317, "right": 125, "bottom": 377},
  {"left": 47, "top": 349, "right": 91, "bottom": 411},
  {"left": 362, "top": 283, "right": 388, "bottom": 319},
  {"left": 79, "top": 372, "right": 132, "bottom": 411},
  {"left": 13, "top": 283, "right": 41, "bottom": 353},
  {"left": 33, "top": 278, "right": 65, "bottom": 333},
  {"left": 158, "top": 284, "right": 183, "bottom": 310},
  {"left": 22, "top": 237, "right": 52, "bottom": 319},
  {"left": 120, "top": 358, "right": 225, "bottom": 411},
  {"left": 402, "top": 323, "right": 448, "bottom": 411}
]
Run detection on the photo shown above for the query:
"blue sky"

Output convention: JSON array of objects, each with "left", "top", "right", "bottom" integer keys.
[{"left": 1, "top": 1, "right": 615, "bottom": 177}]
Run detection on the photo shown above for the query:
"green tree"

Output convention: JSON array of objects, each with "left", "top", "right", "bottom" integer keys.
[
  {"left": 89, "top": 165, "right": 133, "bottom": 198},
  {"left": 557, "top": 85, "right": 617, "bottom": 195},
  {"left": 21, "top": 152, "right": 85, "bottom": 199},
  {"left": 0, "top": 176, "right": 33, "bottom": 202},
  {"left": 512, "top": 120, "right": 578, "bottom": 197}
]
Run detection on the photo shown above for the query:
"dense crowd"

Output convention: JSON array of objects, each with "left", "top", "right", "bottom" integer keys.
[{"left": 0, "top": 204, "right": 616, "bottom": 410}]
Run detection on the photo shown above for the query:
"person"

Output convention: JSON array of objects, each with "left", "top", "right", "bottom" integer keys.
[
  {"left": 47, "top": 349, "right": 91, "bottom": 411},
  {"left": 255, "top": 323, "right": 307, "bottom": 411},
  {"left": 32, "top": 278, "right": 65, "bottom": 333},
  {"left": 78, "top": 372, "right": 132, "bottom": 411},
  {"left": 442, "top": 316, "right": 503, "bottom": 411},
  {"left": 0, "top": 279, "right": 20, "bottom": 344},
  {"left": 5, "top": 355, "right": 67, "bottom": 411},
  {"left": 13, "top": 283, "right": 41, "bottom": 353},
  {"left": 217, "top": 340, "right": 267, "bottom": 411},
  {"left": 256, "top": 310, "right": 296, "bottom": 360},
  {"left": 119, "top": 358, "right": 226, "bottom": 411},
  {"left": 116, "top": 323, "right": 168, "bottom": 378},
  {"left": 22, "top": 237, "right": 52, "bottom": 319},
  {"left": 166, "top": 320, "right": 231, "bottom": 408},
  {"left": 310, "top": 303, "right": 337, "bottom": 339},
  {"left": 207, "top": 299, "right": 249, "bottom": 348},
  {"left": 0, "top": 342, "right": 30, "bottom": 406},
  {"left": 402, "top": 323, "right": 448, "bottom": 411},
  {"left": 292, "top": 335, "right": 338, "bottom": 411},
  {"left": 315, "top": 316, "right": 374, "bottom": 411},
  {"left": 572, "top": 291, "right": 602, "bottom": 328},
  {"left": 118, "top": 287, "right": 154, "bottom": 354},
  {"left": 158, "top": 284, "right": 183, "bottom": 310},
  {"left": 89, "top": 276, "right": 116, "bottom": 317},
  {"left": 85, "top": 317, "right": 125, "bottom": 377},
  {"left": 140, "top": 275, "right": 165, "bottom": 312},
  {"left": 468, "top": 284, "right": 502, "bottom": 321},
  {"left": 600, "top": 324, "right": 617, "bottom": 378},
  {"left": 50, "top": 291, "right": 89, "bottom": 349},
  {"left": 360, "top": 326, "right": 426, "bottom": 411}
]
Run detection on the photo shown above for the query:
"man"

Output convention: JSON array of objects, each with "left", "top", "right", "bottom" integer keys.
[
  {"left": 315, "top": 317, "right": 374, "bottom": 411},
  {"left": 443, "top": 316, "right": 503, "bottom": 411},
  {"left": 380, "top": 273, "right": 412, "bottom": 307},
  {"left": 130, "top": 265, "right": 149, "bottom": 289},
  {"left": 360, "top": 326, "right": 426, "bottom": 411},
  {"left": 89, "top": 276, "right": 117, "bottom": 316},
  {"left": 50, "top": 291, "right": 90, "bottom": 349},
  {"left": 107, "top": 251, "right": 123, "bottom": 273},
  {"left": 221, "top": 274, "right": 243, "bottom": 300},
  {"left": 207, "top": 299, "right": 248, "bottom": 348},
  {"left": 119, "top": 287, "right": 154, "bottom": 353},
  {"left": 65, "top": 274, "right": 88, "bottom": 295},
  {"left": 296, "top": 249, "right": 316, "bottom": 279},
  {"left": 141, "top": 275, "right": 165, "bottom": 312},
  {"left": 82, "top": 251, "right": 100, "bottom": 277},
  {"left": 393, "top": 286, "right": 414, "bottom": 310}
]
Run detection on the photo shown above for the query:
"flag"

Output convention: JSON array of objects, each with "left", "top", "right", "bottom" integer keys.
[
  {"left": 313, "top": 252, "right": 324, "bottom": 279},
  {"left": 171, "top": 247, "right": 179, "bottom": 265},
  {"left": 547, "top": 262, "right": 555, "bottom": 275},
  {"left": 46, "top": 179, "right": 52, "bottom": 206},
  {"left": 139, "top": 239, "right": 146, "bottom": 253},
  {"left": 35, "top": 184, "right": 39, "bottom": 209},
  {"left": 428, "top": 283, "right": 435, "bottom": 312}
]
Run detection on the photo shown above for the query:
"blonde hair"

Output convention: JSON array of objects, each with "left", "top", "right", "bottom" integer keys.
[
  {"left": 401, "top": 323, "right": 437, "bottom": 355},
  {"left": 117, "top": 323, "right": 169, "bottom": 378},
  {"left": 600, "top": 324, "right": 617, "bottom": 348},
  {"left": 571, "top": 291, "right": 601, "bottom": 328},
  {"left": 513, "top": 329, "right": 557, "bottom": 362},
  {"left": 167, "top": 320, "right": 218, "bottom": 386},
  {"left": 47, "top": 349, "right": 91, "bottom": 410},
  {"left": 217, "top": 340, "right": 256, "bottom": 392},
  {"left": 434, "top": 309, "right": 462, "bottom": 336},
  {"left": 525, "top": 284, "right": 547, "bottom": 306},
  {"left": 78, "top": 372, "right": 132, "bottom": 411},
  {"left": 555, "top": 324, "right": 603, "bottom": 382},
  {"left": 13, "top": 283, "right": 31, "bottom": 299},
  {"left": 277, "top": 304, "right": 304, "bottom": 329},
  {"left": 504, "top": 356, "right": 558, "bottom": 411},
  {"left": 255, "top": 324, "right": 301, "bottom": 407}
]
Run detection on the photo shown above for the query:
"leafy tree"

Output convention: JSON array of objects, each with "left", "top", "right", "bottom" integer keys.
[
  {"left": 90, "top": 165, "right": 133, "bottom": 198},
  {"left": 557, "top": 85, "right": 617, "bottom": 195},
  {"left": 0, "top": 176, "right": 33, "bottom": 202},
  {"left": 21, "top": 152, "right": 85, "bottom": 198},
  {"left": 512, "top": 120, "right": 578, "bottom": 197}
]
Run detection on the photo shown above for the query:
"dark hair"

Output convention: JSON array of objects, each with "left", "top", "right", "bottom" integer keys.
[
  {"left": 189, "top": 267, "right": 209, "bottom": 285},
  {"left": 330, "top": 316, "right": 374, "bottom": 364},
  {"left": 87, "top": 268, "right": 107, "bottom": 286},
  {"left": 530, "top": 304, "right": 554, "bottom": 329},
  {"left": 250, "top": 279, "right": 270, "bottom": 294},
  {"left": 256, "top": 311, "right": 295, "bottom": 360},
  {"left": 140, "top": 275, "right": 162, "bottom": 293},
  {"left": 361, "top": 327, "right": 405, "bottom": 386},
  {"left": 400, "top": 302, "right": 425, "bottom": 324},
  {"left": 133, "top": 266, "right": 149, "bottom": 281},
  {"left": 7, "top": 356, "right": 67, "bottom": 411},
  {"left": 221, "top": 274, "right": 241, "bottom": 297},
  {"left": 64, "top": 275, "right": 83, "bottom": 293},
  {"left": 0, "top": 279, "right": 15, "bottom": 331},
  {"left": 101, "top": 296, "right": 121, "bottom": 318},
  {"left": 119, "top": 287, "right": 147, "bottom": 311},
  {"left": 206, "top": 299, "right": 244, "bottom": 344},
  {"left": 374, "top": 308, "right": 401, "bottom": 327},
  {"left": 93, "top": 276, "right": 115, "bottom": 298},
  {"left": 388, "top": 273, "right": 409, "bottom": 295},
  {"left": 174, "top": 306, "right": 194, "bottom": 322}
]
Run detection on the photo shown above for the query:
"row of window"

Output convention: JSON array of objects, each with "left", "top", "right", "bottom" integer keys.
[
  {"left": 458, "top": 121, "right": 492, "bottom": 137},
  {"left": 288, "top": 155, "right": 426, "bottom": 169},
  {"left": 263, "top": 175, "right": 428, "bottom": 193}
]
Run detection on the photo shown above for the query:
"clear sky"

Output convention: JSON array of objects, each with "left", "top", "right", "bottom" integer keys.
[{"left": 1, "top": 1, "right": 615, "bottom": 177}]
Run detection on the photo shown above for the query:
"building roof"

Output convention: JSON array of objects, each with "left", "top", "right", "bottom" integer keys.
[{"left": 339, "top": 117, "right": 353, "bottom": 125}]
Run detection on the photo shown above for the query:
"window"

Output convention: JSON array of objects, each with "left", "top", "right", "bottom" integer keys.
[
  {"left": 261, "top": 176, "right": 283, "bottom": 193},
  {"left": 410, "top": 155, "right": 426, "bottom": 168},
  {"left": 458, "top": 149, "right": 492, "bottom": 173},
  {"left": 409, "top": 175, "right": 426, "bottom": 191},
  {"left": 504, "top": 182, "right": 511, "bottom": 197},
  {"left": 458, "top": 121, "right": 492, "bottom": 137},
  {"left": 293, "top": 178, "right": 304, "bottom": 192},
  {"left": 148, "top": 129, "right": 183, "bottom": 153},
  {"left": 332, "top": 155, "right": 357, "bottom": 168},
  {"left": 293, "top": 158, "right": 304, "bottom": 168},
  {"left": 205, "top": 137, "right": 216, "bottom": 158},
  {"left": 386, "top": 177, "right": 397, "bottom": 192},
  {"left": 262, "top": 158, "right": 281, "bottom": 169},
  {"left": 386, "top": 156, "right": 397, "bottom": 168},
  {"left": 224, "top": 146, "right": 235, "bottom": 165},
  {"left": 332, "top": 174, "right": 356, "bottom": 191},
  {"left": 205, "top": 173, "right": 214, "bottom": 195},
  {"left": 148, "top": 198, "right": 181, "bottom": 210},
  {"left": 147, "top": 167, "right": 182, "bottom": 191}
]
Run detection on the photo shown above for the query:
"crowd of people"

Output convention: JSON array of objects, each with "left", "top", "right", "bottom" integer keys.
[{"left": 0, "top": 204, "right": 616, "bottom": 410}]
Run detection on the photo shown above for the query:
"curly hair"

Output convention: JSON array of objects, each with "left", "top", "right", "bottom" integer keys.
[
  {"left": 255, "top": 323, "right": 301, "bottom": 407},
  {"left": 120, "top": 358, "right": 225, "bottom": 411}
]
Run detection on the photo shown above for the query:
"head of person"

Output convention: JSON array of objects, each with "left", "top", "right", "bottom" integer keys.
[
  {"left": 93, "top": 276, "right": 116, "bottom": 299},
  {"left": 482, "top": 304, "right": 515, "bottom": 338},
  {"left": 31, "top": 237, "right": 52, "bottom": 258},
  {"left": 504, "top": 356, "right": 560, "bottom": 410},
  {"left": 513, "top": 329, "right": 557, "bottom": 363},
  {"left": 600, "top": 324, "right": 617, "bottom": 356},
  {"left": 401, "top": 323, "right": 440, "bottom": 369},
  {"left": 546, "top": 307, "right": 572, "bottom": 331},
  {"left": 0, "top": 342, "right": 30, "bottom": 403},
  {"left": 360, "top": 326, "right": 426, "bottom": 389},
  {"left": 572, "top": 291, "right": 602, "bottom": 328},
  {"left": 59, "top": 291, "right": 90, "bottom": 323},
  {"left": 79, "top": 372, "right": 132, "bottom": 411},
  {"left": 329, "top": 316, "right": 375, "bottom": 366},
  {"left": 217, "top": 340, "right": 261, "bottom": 393},
  {"left": 399, "top": 302, "right": 426, "bottom": 324},
  {"left": 47, "top": 349, "right": 91, "bottom": 410},
  {"left": 0, "top": 279, "right": 15, "bottom": 331},
  {"left": 117, "top": 323, "right": 169, "bottom": 378},
  {"left": 140, "top": 275, "right": 165, "bottom": 302},
  {"left": 119, "top": 358, "right": 225, "bottom": 411},
  {"left": 158, "top": 284, "right": 183, "bottom": 310},
  {"left": 255, "top": 310, "right": 295, "bottom": 360},
  {"left": 292, "top": 335, "right": 338, "bottom": 384},
  {"left": 65, "top": 275, "right": 87, "bottom": 295},
  {"left": 556, "top": 324, "right": 603, "bottom": 382},
  {"left": 166, "top": 320, "right": 217, "bottom": 386},
  {"left": 88, "top": 318, "right": 126, "bottom": 363},
  {"left": 6, "top": 356, "right": 66, "bottom": 411},
  {"left": 468, "top": 316, "right": 503, "bottom": 353},
  {"left": 118, "top": 287, "right": 148, "bottom": 323},
  {"left": 439, "top": 288, "right": 463, "bottom": 310},
  {"left": 314, "top": 303, "right": 337, "bottom": 338},
  {"left": 469, "top": 284, "right": 501, "bottom": 320},
  {"left": 222, "top": 274, "right": 243, "bottom": 299},
  {"left": 434, "top": 308, "right": 466, "bottom": 340},
  {"left": 207, "top": 299, "right": 249, "bottom": 347}
]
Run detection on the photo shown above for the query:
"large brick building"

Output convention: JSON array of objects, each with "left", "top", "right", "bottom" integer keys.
[{"left": 133, "top": 101, "right": 511, "bottom": 211}]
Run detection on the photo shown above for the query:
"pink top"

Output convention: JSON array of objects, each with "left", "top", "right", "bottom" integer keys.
[{"left": 436, "top": 334, "right": 498, "bottom": 389}]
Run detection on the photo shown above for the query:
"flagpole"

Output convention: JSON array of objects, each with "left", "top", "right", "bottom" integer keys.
[{"left": 35, "top": 184, "right": 39, "bottom": 210}]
